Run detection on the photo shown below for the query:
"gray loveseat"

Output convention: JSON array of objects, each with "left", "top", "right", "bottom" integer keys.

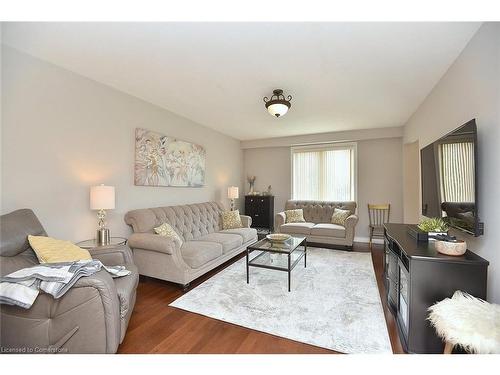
[
  {"left": 0, "top": 209, "right": 139, "bottom": 353},
  {"left": 124, "top": 202, "right": 257, "bottom": 289},
  {"left": 276, "top": 200, "right": 359, "bottom": 249}
]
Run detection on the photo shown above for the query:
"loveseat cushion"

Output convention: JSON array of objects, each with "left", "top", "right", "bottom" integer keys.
[
  {"left": 284, "top": 209, "right": 306, "bottom": 223},
  {"left": 284, "top": 200, "right": 357, "bottom": 223},
  {"left": 220, "top": 228, "right": 257, "bottom": 243},
  {"left": 181, "top": 241, "right": 223, "bottom": 268},
  {"left": 194, "top": 233, "right": 243, "bottom": 254},
  {"left": 280, "top": 222, "right": 315, "bottom": 235},
  {"left": 310, "top": 223, "right": 346, "bottom": 238},
  {"left": 330, "top": 208, "right": 351, "bottom": 226}
]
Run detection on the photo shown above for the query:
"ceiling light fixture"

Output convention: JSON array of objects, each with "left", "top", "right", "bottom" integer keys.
[{"left": 263, "top": 89, "right": 292, "bottom": 118}]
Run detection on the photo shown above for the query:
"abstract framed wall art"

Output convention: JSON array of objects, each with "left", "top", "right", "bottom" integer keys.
[{"left": 134, "top": 128, "right": 206, "bottom": 187}]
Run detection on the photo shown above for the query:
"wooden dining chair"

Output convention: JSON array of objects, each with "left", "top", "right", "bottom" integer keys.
[{"left": 368, "top": 204, "right": 390, "bottom": 249}]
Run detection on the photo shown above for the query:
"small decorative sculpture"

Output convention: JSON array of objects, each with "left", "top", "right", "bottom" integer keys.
[
  {"left": 247, "top": 176, "right": 256, "bottom": 195},
  {"left": 267, "top": 185, "right": 272, "bottom": 196}
]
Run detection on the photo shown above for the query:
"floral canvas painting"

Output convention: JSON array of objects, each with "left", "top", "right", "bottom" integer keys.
[{"left": 134, "top": 128, "right": 206, "bottom": 187}]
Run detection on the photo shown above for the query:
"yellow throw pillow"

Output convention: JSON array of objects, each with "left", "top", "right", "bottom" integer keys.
[
  {"left": 154, "top": 223, "right": 183, "bottom": 244},
  {"left": 28, "top": 235, "right": 92, "bottom": 264},
  {"left": 331, "top": 208, "right": 351, "bottom": 226},
  {"left": 221, "top": 210, "right": 243, "bottom": 230},
  {"left": 285, "top": 209, "right": 305, "bottom": 223}
]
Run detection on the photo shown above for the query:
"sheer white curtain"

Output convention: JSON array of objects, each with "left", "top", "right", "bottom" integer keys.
[
  {"left": 439, "top": 141, "right": 475, "bottom": 202},
  {"left": 292, "top": 144, "right": 355, "bottom": 201}
]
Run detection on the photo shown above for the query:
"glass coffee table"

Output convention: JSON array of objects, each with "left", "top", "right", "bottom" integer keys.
[{"left": 246, "top": 236, "right": 307, "bottom": 292}]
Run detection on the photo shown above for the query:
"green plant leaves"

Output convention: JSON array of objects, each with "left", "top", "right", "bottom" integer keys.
[{"left": 417, "top": 217, "right": 449, "bottom": 232}]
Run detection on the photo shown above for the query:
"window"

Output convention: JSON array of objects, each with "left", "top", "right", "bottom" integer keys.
[
  {"left": 291, "top": 143, "right": 356, "bottom": 201},
  {"left": 438, "top": 141, "right": 475, "bottom": 203}
]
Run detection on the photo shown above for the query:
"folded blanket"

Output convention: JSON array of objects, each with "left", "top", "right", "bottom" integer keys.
[{"left": 0, "top": 260, "right": 130, "bottom": 309}]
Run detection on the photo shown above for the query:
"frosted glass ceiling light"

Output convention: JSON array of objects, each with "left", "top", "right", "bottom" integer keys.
[{"left": 263, "top": 89, "right": 292, "bottom": 118}]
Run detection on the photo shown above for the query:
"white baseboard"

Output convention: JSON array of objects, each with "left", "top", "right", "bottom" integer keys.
[{"left": 354, "top": 236, "right": 384, "bottom": 245}]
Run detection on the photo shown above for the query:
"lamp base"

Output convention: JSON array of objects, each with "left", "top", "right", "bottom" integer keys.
[{"left": 96, "top": 228, "right": 110, "bottom": 246}]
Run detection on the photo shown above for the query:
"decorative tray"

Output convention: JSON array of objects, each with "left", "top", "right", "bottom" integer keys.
[{"left": 266, "top": 233, "right": 291, "bottom": 243}]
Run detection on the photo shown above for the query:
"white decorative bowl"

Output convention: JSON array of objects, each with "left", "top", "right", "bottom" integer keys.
[
  {"left": 266, "top": 233, "right": 291, "bottom": 243},
  {"left": 435, "top": 240, "right": 467, "bottom": 256}
]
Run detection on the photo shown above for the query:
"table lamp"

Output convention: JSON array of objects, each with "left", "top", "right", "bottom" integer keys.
[
  {"left": 90, "top": 184, "right": 115, "bottom": 245},
  {"left": 227, "top": 186, "right": 239, "bottom": 211}
]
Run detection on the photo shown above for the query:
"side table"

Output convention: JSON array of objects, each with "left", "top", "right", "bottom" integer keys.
[{"left": 76, "top": 237, "right": 133, "bottom": 265}]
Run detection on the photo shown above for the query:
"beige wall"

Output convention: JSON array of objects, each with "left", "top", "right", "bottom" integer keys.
[
  {"left": 244, "top": 137, "right": 404, "bottom": 241},
  {"left": 357, "top": 138, "right": 404, "bottom": 240},
  {"left": 1, "top": 46, "right": 244, "bottom": 241},
  {"left": 403, "top": 141, "right": 420, "bottom": 223},
  {"left": 243, "top": 147, "right": 291, "bottom": 226},
  {"left": 241, "top": 127, "right": 404, "bottom": 149},
  {"left": 403, "top": 23, "right": 500, "bottom": 303}
]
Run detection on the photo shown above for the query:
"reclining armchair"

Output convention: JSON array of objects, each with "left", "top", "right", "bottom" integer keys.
[{"left": 0, "top": 209, "right": 139, "bottom": 353}]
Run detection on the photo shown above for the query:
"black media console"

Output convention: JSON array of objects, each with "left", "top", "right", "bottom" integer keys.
[{"left": 383, "top": 223, "right": 489, "bottom": 353}]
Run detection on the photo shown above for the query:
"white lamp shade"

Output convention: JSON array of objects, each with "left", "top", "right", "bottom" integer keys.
[
  {"left": 267, "top": 103, "right": 289, "bottom": 117},
  {"left": 90, "top": 185, "right": 115, "bottom": 210},
  {"left": 227, "top": 186, "right": 239, "bottom": 199}
]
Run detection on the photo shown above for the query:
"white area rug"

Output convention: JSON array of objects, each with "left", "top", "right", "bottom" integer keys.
[{"left": 170, "top": 248, "right": 392, "bottom": 353}]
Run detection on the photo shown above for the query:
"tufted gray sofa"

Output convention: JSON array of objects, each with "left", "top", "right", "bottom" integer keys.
[
  {"left": 276, "top": 200, "right": 359, "bottom": 249},
  {"left": 124, "top": 202, "right": 257, "bottom": 289}
]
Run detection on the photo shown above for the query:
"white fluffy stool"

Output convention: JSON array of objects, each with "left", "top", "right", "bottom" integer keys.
[{"left": 428, "top": 290, "right": 500, "bottom": 354}]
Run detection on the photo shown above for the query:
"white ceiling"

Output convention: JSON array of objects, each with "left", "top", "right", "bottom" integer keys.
[{"left": 2, "top": 22, "right": 481, "bottom": 140}]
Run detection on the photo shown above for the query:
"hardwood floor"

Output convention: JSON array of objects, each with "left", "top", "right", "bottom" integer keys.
[{"left": 118, "top": 243, "right": 405, "bottom": 354}]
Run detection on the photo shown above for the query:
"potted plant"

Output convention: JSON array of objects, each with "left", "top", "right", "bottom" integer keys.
[{"left": 417, "top": 217, "right": 449, "bottom": 240}]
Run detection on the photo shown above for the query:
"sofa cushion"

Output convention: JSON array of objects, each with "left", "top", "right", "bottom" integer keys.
[
  {"left": 194, "top": 232, "right": 243, "bottom": 253},
  {"left": 310, "top": 223, "right": 346, "bottom": 238},
  {"left": 125, "top": 202, "right": 225, "bottom": 241},
  {"left": 221, "top": 210, "right": 243, "bottom": 230},
  {"left": 153, "top": 223, "right": 183, "bottom": 245},
  {"left": 280, "top": 222, "right": 315, "bottom": 235},
  {"left": 220, "top": 228, "right": 258, "bottom": 243},
  {"left": 181, "top": 241, "right": 223, "bottom": 269}
]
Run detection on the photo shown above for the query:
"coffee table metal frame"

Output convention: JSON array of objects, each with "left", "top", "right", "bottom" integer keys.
[{"left": 246, "top": 236, "right": 307, "bottom": 292}]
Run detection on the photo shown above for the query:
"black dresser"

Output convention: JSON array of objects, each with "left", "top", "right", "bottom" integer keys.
[
  {"left": 244, "top": 195, "right": 274, "bottom": 232},
  {"left": 384, "top": 223, "right": 489, "bottom": 353}
]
